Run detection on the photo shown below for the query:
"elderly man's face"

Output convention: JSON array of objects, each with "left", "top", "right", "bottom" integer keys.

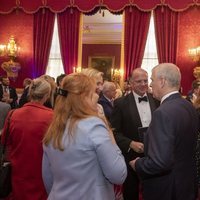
[
  {"left": 131, "top": 71, "right": 148, "bottom": 96},
  {"left": 150, "top": 69, "right": 162, "bottom": 100},
  {"left": 107, "top": 85, "right": 117, "bottom": 100}
]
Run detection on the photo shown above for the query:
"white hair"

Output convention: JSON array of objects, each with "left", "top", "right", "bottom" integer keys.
[{"left": 154, "top": 63, "right": 181, "bottom": 89}]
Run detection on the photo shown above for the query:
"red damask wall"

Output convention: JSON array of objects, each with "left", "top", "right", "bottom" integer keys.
[
  {"left": 177, "top": 7, "right": 200, "bottom": 95},
  {"left": 0, "top": 10, "right": 33, "bottom": 88},
  {"left": 0, "top": 7, "right": 199, "bottom": 93}
]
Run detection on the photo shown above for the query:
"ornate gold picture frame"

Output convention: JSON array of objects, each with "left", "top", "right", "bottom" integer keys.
[{"left": 88, "top": 56, "right": 115, "bottom": 80}]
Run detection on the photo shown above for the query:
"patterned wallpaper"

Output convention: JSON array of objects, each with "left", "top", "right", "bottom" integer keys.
[
  {"left": 177, "top": 6, "right": 200, "bottom": 94},
  {"left": 0, "top": 10, "right": 33, "bottom": 88},
  {"left": 0, "top": 7, "right": 199, "bottom": 93}
]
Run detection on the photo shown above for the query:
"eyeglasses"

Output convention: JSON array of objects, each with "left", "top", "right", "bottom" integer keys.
[{"left": 134, "top": 80, "right": 148, "bottom": 84}]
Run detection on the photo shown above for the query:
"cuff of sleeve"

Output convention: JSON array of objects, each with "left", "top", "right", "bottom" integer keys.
[{"left": 127, "top": 141, "right": 132, "bottom": 153}]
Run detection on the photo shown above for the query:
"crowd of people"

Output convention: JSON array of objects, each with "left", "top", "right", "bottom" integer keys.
[{"left": 0, "top": 63, "right": 200, "bottom": 200}]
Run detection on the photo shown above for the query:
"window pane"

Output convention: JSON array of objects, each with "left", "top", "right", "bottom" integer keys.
[
  {"left": 141, "top": 13, "right": 158, "bottom": 81},
  {"left": 46, "top": 16, "right": 64, "bottom": 79}
]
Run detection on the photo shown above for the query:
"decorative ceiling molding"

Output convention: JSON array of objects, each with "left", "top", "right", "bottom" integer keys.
[{"left": 82, "top": 10, "right": 122, "bottom": 44}]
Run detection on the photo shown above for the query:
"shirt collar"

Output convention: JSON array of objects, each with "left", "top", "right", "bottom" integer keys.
[
  {"left": 103, "top": 94, "right": 113, "bottom": 102},
  {"left": 161, "top": 91, "right": 179, "bottom": 104}
]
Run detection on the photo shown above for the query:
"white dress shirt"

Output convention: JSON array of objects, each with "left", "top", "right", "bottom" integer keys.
[{"left": 133, "top": 91, "right": 151, "bottom": 127}]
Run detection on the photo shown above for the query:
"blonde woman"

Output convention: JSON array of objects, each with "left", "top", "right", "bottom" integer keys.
[
  {"left": 42, "top": 73, "right": 127, "bottom": 200},
  {"left": 82, "top": 68, "right": 123, "bottom": 200},
  {"left": 39, "top": 75, "right": 57, "bottom": 108},
  {"left": 81, "top": 68, "right": 104, "bottom": 95},
  {"left": 81, "top": 68, "right": 104, "bottom": 116},
  {"left": 1, "top": 78, "right": 53, "bottom": 200}
]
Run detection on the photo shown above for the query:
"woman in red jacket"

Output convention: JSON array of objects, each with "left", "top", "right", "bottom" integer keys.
[{"left": 1, "top": 77, "right": 53, "bottom": 200}]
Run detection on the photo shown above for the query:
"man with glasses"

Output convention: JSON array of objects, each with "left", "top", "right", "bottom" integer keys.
[{"left": 111, "top": 68, "right": 159, "bottom": 200}]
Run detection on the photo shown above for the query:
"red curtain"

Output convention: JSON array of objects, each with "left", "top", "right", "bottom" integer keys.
[
  {"left": 124, "top": 7, "right": 151, "bottom": 79},
  {"left": 57, "top": 8, "right": 80, "bottom": 74},
  {"left": 0, "top": 0, "right": 199, "bottom": 14},
  {"left": 154, "top": 6, "right": 179, "bottom": 64},
  {"left": 33, "top": 8, "right": 55, "bottom": 78}
]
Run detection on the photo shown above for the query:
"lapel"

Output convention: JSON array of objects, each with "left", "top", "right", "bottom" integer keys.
[
  {"left": 127, "top": 93, "right": 142, "bottom": 127},
  {"left": 101, "top": 95, "right": 113, "bottom": 108}
]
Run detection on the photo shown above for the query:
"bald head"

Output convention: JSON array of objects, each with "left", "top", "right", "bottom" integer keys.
[
  {"left": 131, "top": 68, "right": 148, "bottom": 80},
  {"left": 151, "top": 63, "right": 181, "bottom": 100},
  {"left": 102, "top": 81, "right": 116, "bottom": 100},
  {"left": 130, "top": 68, "right": 149, "bottom": 96}
]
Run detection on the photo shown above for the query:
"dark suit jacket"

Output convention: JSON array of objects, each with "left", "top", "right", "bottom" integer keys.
[
  {"left": 111, "top": 92, "right": 159, "bottom": 162},
  {"left": 19, "top": 86, "right": 29, "bottom": 107},
  {"left": 98, "top": 95, "right": 113, "bottom": 122},
  {"left": 0, "top": 101, "right": 11, "bottom": 130},
  {"left": 0, "top": 85, "right": 18, "bottom": 109},
  {"left": 135, "top": 93, "right": 198, "bottom": 200}
]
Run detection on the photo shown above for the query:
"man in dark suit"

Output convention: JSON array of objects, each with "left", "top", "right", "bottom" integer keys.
[
  {"left": 0, "top": 76, "right": 18, "bottom": 109},
  {"left": 111, "top": 68, "right": 159, "bottom": 200},
  {"left": 18, "top": 78, "right": 32, "bottom": 107},
  {"left": 98, "top": 81, "right": 116, "bottom": 122},
  {"left": 130, "top": 63, "right": 198, "bottom": 200}
]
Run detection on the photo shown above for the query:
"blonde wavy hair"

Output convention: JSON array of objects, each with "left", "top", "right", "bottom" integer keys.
[
  {"left": 29, "top": 78, "right": 51, "bottom": 101},
  {"left": 81, "top": 68, "right": 104, "bottom": 81},
  {"left": 43, "top": 73, "right": 107, "bottom": 150},
  {"left": 39, "top": 75, "right": 56, "bottom": 107}
]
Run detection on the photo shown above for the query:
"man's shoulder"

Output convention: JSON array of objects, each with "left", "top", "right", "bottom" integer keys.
[
  {"left": 113, "top": 93, "right": 134, "bottom": 109},
  {"left": 98, "top": 95, "right": 108, "bottom": 103},
  {"left": 0, "top": 101, "right": 10, "bottom": 108},
  {"left": 158, "top": 94, "right": 188, "bottom": 111},
  {"left": 115, "top": 93, "right": 131, "bottom": 102}
]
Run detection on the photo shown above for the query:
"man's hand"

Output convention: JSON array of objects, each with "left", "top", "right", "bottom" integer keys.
[
  {"left": 130, "top": 141, "right": 144, "bottom": 153},
  {"left": 129, "top": 157, "right": 140, "bottom": 171}
]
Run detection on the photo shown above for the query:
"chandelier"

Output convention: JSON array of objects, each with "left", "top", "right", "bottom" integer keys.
[
  {"left": 73, "top": 66, "right": 82, "bottom": 73},
  {"left": 0, "top": 44, "right": 6, "bottom": 56},
  {"left": 188, "top": 46, "right": 200, "bottom": 80},
  {"left": 0, "top": 36, "right": 20, "bottom": 60},
  {"left": 0, "top": 36, "right": 21, "bottom": 79},
  {"left": 188, "top": 46, "right": 200, "bottom": 62},
  {"left": 111, "top": 68, "right": 123, "bottom": 83}
]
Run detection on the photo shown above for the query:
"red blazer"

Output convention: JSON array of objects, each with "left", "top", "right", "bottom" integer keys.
[{"left": 1, "top": 102, "right": 53, "bottom": 200}]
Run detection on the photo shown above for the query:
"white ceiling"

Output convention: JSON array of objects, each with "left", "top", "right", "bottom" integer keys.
[{"left": 82, "top": 10, "right": 123, "bottom": 44}]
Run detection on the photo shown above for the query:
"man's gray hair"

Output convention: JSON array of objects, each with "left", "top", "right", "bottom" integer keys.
[
  {"left": 155, "top": 63, "right": 181, "bottom": 88},
  {"left": 102, "top": 81, "right": 116, "bottom": 94}
]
